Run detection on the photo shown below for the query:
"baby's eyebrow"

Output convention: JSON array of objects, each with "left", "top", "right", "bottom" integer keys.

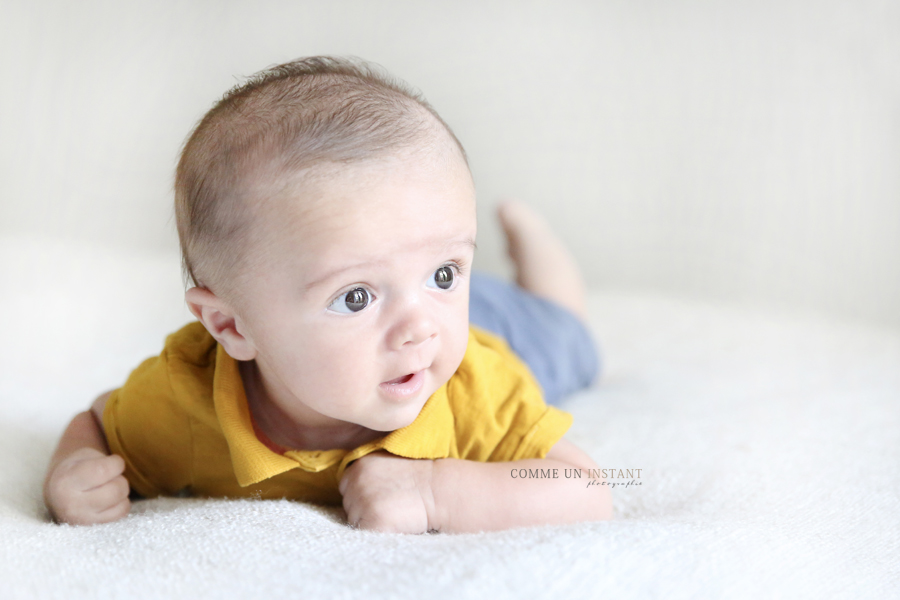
[
  {"left": 447, "top": 237, "right": 477, "bottom": 252},
  {"left": 302, "top": 259, "right": 386, "bottom": 292},
  {"left": 302, "top": 237, "right": 476, "bottom": 292}
]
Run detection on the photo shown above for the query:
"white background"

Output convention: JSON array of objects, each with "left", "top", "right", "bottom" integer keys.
[{"left": 2, "top": 0, "right": 898, "bottom": 328}]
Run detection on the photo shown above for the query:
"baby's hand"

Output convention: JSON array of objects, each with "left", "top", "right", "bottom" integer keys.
[
  {"left": 45, "top": 447, "right": 131, "bottom": 525},
  {"left": 339, "top": 451, "right": 436, "bottom": 534}
]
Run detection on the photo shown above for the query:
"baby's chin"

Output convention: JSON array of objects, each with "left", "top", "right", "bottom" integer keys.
[
  {"left": 365, "top": 404, "right": 427, "bottom": 433},
  {"left": 364, "top": 385, "right": 440, "bottom": 433}
]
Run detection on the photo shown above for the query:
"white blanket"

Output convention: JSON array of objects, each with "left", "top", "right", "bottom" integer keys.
[{"left": 1, "top": 236, "right": 898, "bottom": 599}]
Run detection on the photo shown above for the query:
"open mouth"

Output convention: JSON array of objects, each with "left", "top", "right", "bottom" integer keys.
[
  {"left": 379, "top": 369, "right": 425, "bottom": 400},
  {"left": 385, "top": 373, "right": 415, "bottom": 385}
]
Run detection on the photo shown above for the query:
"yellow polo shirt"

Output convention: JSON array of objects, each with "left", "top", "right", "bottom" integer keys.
[{"left": 103, "top": 321, "right": 572, "bottom": 505}]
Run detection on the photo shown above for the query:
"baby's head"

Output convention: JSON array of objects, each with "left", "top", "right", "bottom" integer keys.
[{"left": 177, "top": 57, "right": 477, "bottom": 436}]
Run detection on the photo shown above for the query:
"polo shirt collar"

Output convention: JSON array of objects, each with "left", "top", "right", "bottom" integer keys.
[{"left": 212, "top": 343, "right": 453, "bottom": 487}]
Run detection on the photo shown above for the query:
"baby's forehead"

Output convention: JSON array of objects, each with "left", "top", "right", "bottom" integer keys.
[
  {"left": 244, "top": 151, "right": 475, "bottom": 261},
  {"left": 259, "top": 141, "right": 469, "bottom": 217}
]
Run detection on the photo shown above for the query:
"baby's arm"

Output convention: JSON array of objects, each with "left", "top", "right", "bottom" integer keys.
[
  {"left": 431, "top": 438, "right": 612, "bottom": 532},
  {"left": 43, "top": 391, "right": 131, "bottom": 525},
  {"left": 340, "top": 438, "right": 612, "bottom": 533}
]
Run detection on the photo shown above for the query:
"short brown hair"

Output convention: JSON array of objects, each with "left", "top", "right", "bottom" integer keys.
[{"left": 174, "top": 56, "right": 466, "bottom": 302}]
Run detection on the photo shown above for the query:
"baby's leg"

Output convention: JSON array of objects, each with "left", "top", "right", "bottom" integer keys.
[
  {"left": 497, "top": 200, "right": 588, "bottom": 322},
  {"left": 468, "top": 201, "right": 599, "bottom": 405}
]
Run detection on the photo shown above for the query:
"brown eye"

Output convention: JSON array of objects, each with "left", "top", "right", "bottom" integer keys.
[
  {"left": 433, "top": 266, "right": 454, "bottom": 290},
  {"left": 344, "top": 288, "right": 369, "bottom": 312}
]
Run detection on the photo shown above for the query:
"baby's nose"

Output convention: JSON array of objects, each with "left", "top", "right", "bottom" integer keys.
[{"left": 386, "top": 304, "right": 438, "bottom": 350}]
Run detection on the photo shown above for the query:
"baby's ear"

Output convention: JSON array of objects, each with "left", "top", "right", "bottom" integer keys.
[{"left": 184, "top": 287, "right": 257, "bottom": 361}]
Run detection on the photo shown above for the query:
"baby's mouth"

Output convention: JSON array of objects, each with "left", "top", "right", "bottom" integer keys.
[
  {"left": 378, "top": 369, "right": 426, "bottom": 400},
  {"left": 384, "top": 373, "right": 415, "bottom": 385}
]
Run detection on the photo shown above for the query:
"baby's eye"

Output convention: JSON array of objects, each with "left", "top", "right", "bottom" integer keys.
[
  {"left": 328, "top": 287, "right": 370, "bottom": 313},
  {"left": 427, "top": 265, "right": 455, "bottom": 290}
]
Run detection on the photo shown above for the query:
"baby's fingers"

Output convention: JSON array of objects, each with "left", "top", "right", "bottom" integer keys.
[
  {"left": 69, "top": 454, "right": 126, "bottom": 490},
  {"left": 83, "top": 475, "right": 131, "bottom": 513},
  {"left": 94, "top": 497, "right": 131, "bottom": 524}
]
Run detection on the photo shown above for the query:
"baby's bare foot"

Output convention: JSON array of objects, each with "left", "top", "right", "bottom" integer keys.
[{"left": 497, "top": 200, "right": 588, "bottom": 321}]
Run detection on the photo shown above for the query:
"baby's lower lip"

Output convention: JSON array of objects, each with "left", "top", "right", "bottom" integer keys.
[{"left": 379, "top": 370, "right": 425, "bottom": 400}]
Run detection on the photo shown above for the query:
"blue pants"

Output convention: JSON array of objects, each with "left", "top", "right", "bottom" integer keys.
[{"left": 468, "top": 272, "right": 600, "bottom": 406}]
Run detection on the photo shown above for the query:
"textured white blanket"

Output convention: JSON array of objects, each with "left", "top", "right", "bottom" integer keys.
[{"left": 1, "top": 236, "right": 898, "bottom": 599}]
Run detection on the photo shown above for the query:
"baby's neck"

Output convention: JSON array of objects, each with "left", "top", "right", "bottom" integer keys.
[{"left": 238, "top": 360, "right": 384, "bottom": 452}]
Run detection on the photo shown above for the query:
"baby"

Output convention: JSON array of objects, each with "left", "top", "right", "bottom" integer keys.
[{"left": 43, "top": 57, "right": 612, "bottom": 533}]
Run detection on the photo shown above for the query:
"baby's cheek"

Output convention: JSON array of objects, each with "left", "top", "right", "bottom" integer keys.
[
  {"left": 303, "top": 342, "right": 368, "bottom": 388},
  {"left": 440, "top": 325, "right": 470, "bottom": 382}
]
